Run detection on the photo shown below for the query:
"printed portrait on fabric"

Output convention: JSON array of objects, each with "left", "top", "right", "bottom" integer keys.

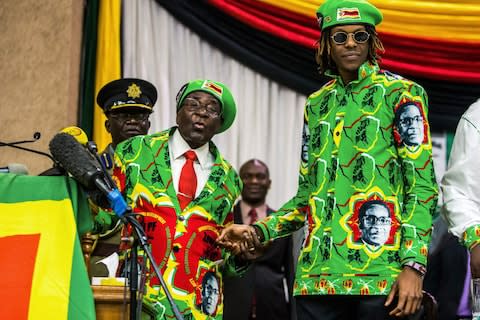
[
  {"left": 301, "top": 122, "right": 310, "bottom": 163},
  {"left": 394, "top": 102, "right": 427, "bottom": 147},
  {"left": 197, "top": 271, "right": 220, "bottom": 316},
  {"left": 340, "top": 189, "right": 402, "bottom": 258},
  {"left": 357, "top": 200, "right": 392, "bottom": 246}
]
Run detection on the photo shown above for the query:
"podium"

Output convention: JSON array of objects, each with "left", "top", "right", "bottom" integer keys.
[{"left": 92, "top": 285, "right": 156, "bottom": 320}]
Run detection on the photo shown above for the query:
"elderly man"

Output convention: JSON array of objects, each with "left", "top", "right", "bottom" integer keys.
[
  {"left": 218, "top": 0, "right": 438, "bottom": 319},
  {"left": 114, "top": 79, "right": 246, "bottom": 319}
]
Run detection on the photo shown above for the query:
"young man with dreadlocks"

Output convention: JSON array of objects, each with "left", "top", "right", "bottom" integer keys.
[{"left": 218, "top": 0, "right": 438, "bottom": 319}]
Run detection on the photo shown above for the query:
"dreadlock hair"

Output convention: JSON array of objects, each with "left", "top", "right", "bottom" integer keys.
[{"left": 315, "top": 24, "right": 385, "bottom": 76}]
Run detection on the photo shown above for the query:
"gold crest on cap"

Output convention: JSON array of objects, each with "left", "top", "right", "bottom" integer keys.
[{"left": 126, "top": 83, "right": 142, "bottom": 99}]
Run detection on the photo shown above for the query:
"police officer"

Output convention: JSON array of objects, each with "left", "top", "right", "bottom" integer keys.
[{"left": 90, "top": 78, "right": 157, "bottom": 277}]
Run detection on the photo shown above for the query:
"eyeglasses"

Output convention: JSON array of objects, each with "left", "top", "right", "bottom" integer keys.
[
  {"left": 362, "top": 215, "right": 391, "bottom": 226},
  {"left": 109, "top": 112, "right": 150, "bottom": 122},
  {"left": 182, "top": 97, "right": 221, "bottom": 118},
  {"left": 399, "top": 115, "right": 423, "bottom": 127},
  {"left": 203, "top": 284, "right": 219, "bottom": 295},
  {"left": 331, "top": 31, "right": 370, "bottom": 45}
]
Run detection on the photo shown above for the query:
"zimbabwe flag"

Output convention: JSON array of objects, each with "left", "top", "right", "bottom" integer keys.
[{"left": 0, "top": 174, "right": 95, "bottom": 319}]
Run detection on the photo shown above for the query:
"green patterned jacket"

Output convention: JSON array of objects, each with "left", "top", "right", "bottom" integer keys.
[
  {"left": 256, "top": 62, "right": 438, "bottom": 296},
  {"left": 113, "top": 127, "right": 244, "bottom": 320}
]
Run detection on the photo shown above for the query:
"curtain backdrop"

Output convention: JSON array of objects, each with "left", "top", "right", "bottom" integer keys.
[
  {"left": 122, "top": 0, "right": 305, "bottom": 208},
  {"left": 154, "top": 0, "right": 480, "bottom": 131},
  {"left": 92, "top": 0, "right": 122, "bottom": 151}
]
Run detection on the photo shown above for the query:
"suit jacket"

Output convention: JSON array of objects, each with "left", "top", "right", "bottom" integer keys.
[
  {"left": 114, "top": 127, "right": 245, "bottom": 320},
  {"left": 223, "top": 202, "right": 294, "bottom": 320}
]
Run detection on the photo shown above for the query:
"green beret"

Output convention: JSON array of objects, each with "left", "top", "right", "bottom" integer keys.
[
  {"left": 97, "top": 78, "right": 157, "bottom": 114},
  {"left": 175, "top": 79, "right": 237, "bottom": 133},
  {"left": 316, "top": 0, "right": 383, "bottom": 31}
]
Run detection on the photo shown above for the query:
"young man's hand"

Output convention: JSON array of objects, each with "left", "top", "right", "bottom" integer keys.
[{"left": 385, "top": 266, "right": 423, "bottom": 317}]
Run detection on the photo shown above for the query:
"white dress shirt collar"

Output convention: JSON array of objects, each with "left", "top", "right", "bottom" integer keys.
[{"left": 170, "top": 129, "right": 211, "bottom": 169}]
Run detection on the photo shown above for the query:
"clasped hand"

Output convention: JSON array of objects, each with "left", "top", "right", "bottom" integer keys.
[{"left": 217, "top": 224, "right": 269, "bottom": 260}]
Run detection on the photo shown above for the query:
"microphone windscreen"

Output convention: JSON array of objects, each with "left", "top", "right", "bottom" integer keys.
[
  {"left": 49, "top": 133, "right": 100, "bottom": 189},
  {"left": 60, "top": 126, "right": 89, "bottom": 146}
]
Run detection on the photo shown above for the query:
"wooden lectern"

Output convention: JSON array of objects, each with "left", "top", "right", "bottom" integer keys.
[
  {"left": 92, "top": 285, "right": 156, "bottom": 320},
  {"left": 83, "top": 234, "right": 155, "bottom": 319}
]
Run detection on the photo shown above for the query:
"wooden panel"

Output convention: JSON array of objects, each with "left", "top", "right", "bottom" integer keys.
[{"left": 92, "top": 285, "right": 155, "bottom": 320}]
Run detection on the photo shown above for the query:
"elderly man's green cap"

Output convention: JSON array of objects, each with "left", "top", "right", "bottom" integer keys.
[
  {"left": 316, "top": 0, "right": 383, "bottom": 30},
  {"left": 175, "top": 79, "right": 236, "bottom": 133}
]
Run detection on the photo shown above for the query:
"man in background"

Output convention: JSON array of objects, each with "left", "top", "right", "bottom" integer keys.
[
  {"left": 223, "top": 159, "right": 294, "bottom": 320},
  {"left": 89, "top": 77, "right": 157, "bottom": 277}
]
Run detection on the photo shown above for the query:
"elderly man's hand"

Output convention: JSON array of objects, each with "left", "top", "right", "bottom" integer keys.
[{"left": 217, "top": 224, "right": 267, "bottom": 260}]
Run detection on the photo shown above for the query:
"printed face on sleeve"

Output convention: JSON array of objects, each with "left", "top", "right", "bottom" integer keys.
[
  {"left": 396, "top": 103, "right": 425, "bottom": 146},
  {"left": 301, "top": 123, "right": 310, "bottom": 163}
]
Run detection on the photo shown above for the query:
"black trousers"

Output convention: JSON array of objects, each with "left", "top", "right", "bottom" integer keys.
[{"left": 296, "top": 295, "right": 398, "bottom": 320}]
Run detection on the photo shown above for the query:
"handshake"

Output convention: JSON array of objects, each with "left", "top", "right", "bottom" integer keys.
[{"left": 216, "top": 224, "right": 271, "bottom": 260}]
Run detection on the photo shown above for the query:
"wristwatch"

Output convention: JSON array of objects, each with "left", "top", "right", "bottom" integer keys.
[{"left": 403, "top": 261, "right": 426, "bottom": 278}]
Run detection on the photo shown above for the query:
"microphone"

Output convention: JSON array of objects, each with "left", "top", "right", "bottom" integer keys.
[
  {"left": 60, "top": 125, "right": 116, "bottom": 188},
  {"left": 49, "top": 132, "right": 128, "bottom": 217},
  {"left": 60, "top": 126, "right": 89, "bottom": 146},
  {"left": 0, "top": 163, "right": 29, "bottom": 175},
  {"left": 60, "top": 126, "right": 104, "bottom": 167}
]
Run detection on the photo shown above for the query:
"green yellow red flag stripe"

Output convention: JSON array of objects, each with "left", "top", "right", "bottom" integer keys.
[{"left": 0, "top": 174, "right": 95, "bottom": 320}]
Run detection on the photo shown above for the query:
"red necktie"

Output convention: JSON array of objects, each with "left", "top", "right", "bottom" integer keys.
[
  {"left": 248, "top": 208, "right": 258, "bottom": 225},
  {"left": 178, "top": 151, "right": 197, "bottom": 210}
]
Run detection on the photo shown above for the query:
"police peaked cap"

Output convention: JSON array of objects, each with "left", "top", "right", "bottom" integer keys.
[{"left": 97, "top": 78, "right": 157, "bottom": 113}]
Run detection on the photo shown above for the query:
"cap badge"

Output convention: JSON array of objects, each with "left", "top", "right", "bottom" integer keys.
[
  {"left": 126, "top": 83, "right": 142, "bottom": 99},
  {"left": 202, "top": 81, "right": 223, "bottom": 96},
  {"left": 337, "top": 8, "right": 361, "bottom": 21}
]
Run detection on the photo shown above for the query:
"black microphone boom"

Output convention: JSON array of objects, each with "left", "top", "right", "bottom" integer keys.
[{"left": 49, "top": 133, "right": 127, "bottom": 216}]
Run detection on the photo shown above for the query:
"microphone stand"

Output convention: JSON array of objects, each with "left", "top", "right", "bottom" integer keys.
[
  {"left": 129, "top": 239, "right": 138, "bottom": 320},
  {"left": 87, "top": 142, "right": 184, "bottom": 320},
  {"left": 118, "top": 212, "right": 184, "bottom": 320}
]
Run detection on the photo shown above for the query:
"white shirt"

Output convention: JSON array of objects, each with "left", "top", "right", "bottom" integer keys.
[
  {"left": 169, "top": 129, "right": 214, "bottom": 197},
  {"left": 441, "top": 98, "right": 480, "bottom": 238}
]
